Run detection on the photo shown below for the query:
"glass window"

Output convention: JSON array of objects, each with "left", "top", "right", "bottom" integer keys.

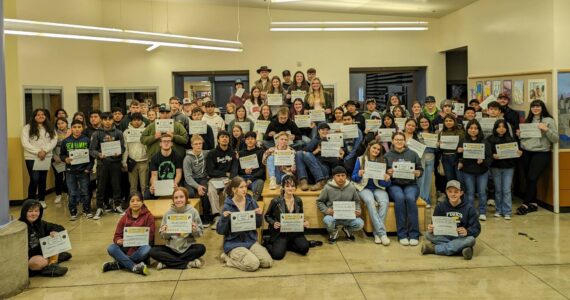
[
  {"left": 77, "top": 87, "right": 102, "bottom": 116},
  {"left": 173, "top": 72, "right": 248, "bottom": 108},
  {"left": 109, "top": 88, "right": 157, "bottom": 113},
  {"left": 24, "top": 87, "right": 62, "bottom": 123}
]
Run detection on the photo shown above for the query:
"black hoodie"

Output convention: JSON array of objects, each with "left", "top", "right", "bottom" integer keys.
[
  {"left": 232, "top": 146, "right": 265, "bottom": 180},
  {"left": 264, "top": 119, "right": 302, "bottom": 141},
  {"left": 206, "top": 144, "right": 234, "bottom": 178},
  {"left": 432, "top": 198, "right": 481, "bottom": 238},
  {"left": 19, "top": 199, "right": 65, "bottom": 258},
  {"left": 89, "top": 125, "right": 125, "bottom": 163}
]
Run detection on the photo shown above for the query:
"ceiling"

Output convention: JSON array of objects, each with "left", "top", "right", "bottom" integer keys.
[{"left": 168, "top": 0, "right": 478, "bottom": 18}]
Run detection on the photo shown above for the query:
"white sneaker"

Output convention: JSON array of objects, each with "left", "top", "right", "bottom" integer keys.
[
  {"left": 487, "top": 199, "right": 496, "bottom": 207},
  {"left": 54, "top": 195, "right": 62, "bottom": 204},
  {"left": 409, "top": 239, "right": 419, "bottom": 246},
  {"left": 269, "top": 177, "right": 277, "bottom": 190},
  {"left": 426, "top": 204, "right": 431, "bottom": 209},
  {"left": 187, "top": 259, "right": 202, "bottom": 269},
  {"left": 210, "top": 216, "right": 220, "bottom": 230},
  {"left": 156, "top": 262, "right": 166, "bottom": 270},
  {"left": 380, "top": 235, "right": 391, "bottom": 246},
  {"left": 93, "top": 208, "right": 104, "bottom": 220},
  {"left": 494, "top": 213, "right": 501, "bottom": 218},
  {"left": 479, "top": 214, "right": 487, "bottom": 221},
  {"left": 39, "top": 201, "right": 47, "bottom": 209},
  {"left": 504, "top": 215, "right": 512, "bottom": 220},
  {"left": 399, "top": 238, "right": 410, "bottom": 246},
  {"left": 374, "top": 235, "right": 382, "bottom": 244}
]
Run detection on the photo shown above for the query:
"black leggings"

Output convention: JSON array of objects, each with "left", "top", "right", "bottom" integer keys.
[
  {"left": 25, "top": 160, "right": 48, "bottom": 201},
  {"left": 522, "top": 150, "right": 551, "bottom": 206},
  {"left": 265, "top": 234, "right": 309, "bottom": 260},
  {"left": 149, "top": 244, "right": 206, "bottom": 269}
]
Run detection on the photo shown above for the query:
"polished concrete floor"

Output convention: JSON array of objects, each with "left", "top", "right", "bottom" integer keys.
[{"left": 9, "top": 194, "right": 570, "bottom": 299}]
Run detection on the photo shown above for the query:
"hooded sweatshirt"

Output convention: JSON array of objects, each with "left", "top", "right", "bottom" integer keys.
[
  {"left": 206, "top": 145, "right": 233, "bottom": 178},
  {"left": 89, "top": 125, "right": 125, "bottom": 163},
  {"left": 520, "top": 117, "right": 559, "bottom": 152},
  {"left": 21, "top": 124, "right": 58, "bottom": 160},
  {"left": 122, "top": 123, "right": 148, "bottom": 164},
  {"left": 233, "top": 146, "right": 265, "bottom": 181},
  {"left": 316, "top": 179, "right": 361, "bottom": 213},
  {"left": 216, "top": 195, "right": 262, "bottom": 253},
  {"left": 183, "top": 149, "right": 209, "bottom": 189},
  {"left": 459, "top": 136, "right": 493, "bottom": 175},
  {"left": 19, "top": 199, "right": 65, "bottom": 258},
  {"left": 486, "top": 134, "right": 518, "bottom": 169},
  {"left": 60, "top": 134, "right": 94, "bottom": 173},
  {"left": 264, "top": 119, "right": 302, "bottom": 141},
  {"left": 432, "top": 198, "right": 481, "bottom": 238},
  {"left": 160, "top": 204, "right": 203, "bottom": 254},
  {"left": 113, "top": 204, "right": 156, "bottom": 256},
  {"left": 384, "top": 147, "right": 423, "bottom": 186}
]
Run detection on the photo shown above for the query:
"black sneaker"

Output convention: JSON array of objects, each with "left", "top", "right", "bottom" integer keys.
[
  {"left": 41, "top": 264, "right": 68, "bottom": 277},
  {"left": 328, "top": 228, "right": 339, "bottom": 244},
  {"left": 516, "top": 206, "right": 528, "bottom": 215},
  {"left": 462, "top": 247, "right": 474, "bottom": 260},
  {"left": 341, "top": 227, "right": 356, "bottom": 241},
  {"left": 102, "top": 261, "right": 121, "bottom": 273},
  {"left": 527, "top": 205, "right": 538, "bottom": 213},
  {"left": 58, "top": 252, "right": 72, "bottom": 263}
]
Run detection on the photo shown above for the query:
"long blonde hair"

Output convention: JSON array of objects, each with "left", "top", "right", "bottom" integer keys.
[{"left": 307, "top": 77, "right": 325, "bottom": 108}]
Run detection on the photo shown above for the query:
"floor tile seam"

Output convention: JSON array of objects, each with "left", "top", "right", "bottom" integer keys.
[
  {"left": 170, "top": 270, "right": 184, "bottom": 300},
  {"left": 520, "top": 265, "right": 570, "bottom": 300},
  {"left": 477, "top": 237, "right": 521, "bottom": 266},
  {"left": 349, "top": 264, "right": 524, "bottom": 276},
  {"left": 26, "top": 278, "right": 182, "bottom": 290},
  {"left": 336, "top": 243, "right": 368, "bottom": 300}
]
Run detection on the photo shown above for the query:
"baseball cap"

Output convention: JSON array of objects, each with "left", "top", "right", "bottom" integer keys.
[
  {"left": 425, "top": 96, "right": 436, "bottom": 103},
  {"left": 159, "top": 104, "right": 171, "bottom": 112},
  {"left": 446, "top": 180, "right": 461, "bottom": 190}
]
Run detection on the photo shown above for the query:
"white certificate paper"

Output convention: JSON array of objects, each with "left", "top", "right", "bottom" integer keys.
[
  {"left": 290, "top": 90, "right": 306, "bottom": 101},
  {"left": 333, "top": 201, "right": 356, "bottom": 220},
  {"left": 477, "top": 118, "right": 497, "bottom": 136},
  {"left": 295, "top": 115, "right": 311, "bottom": 128},
  {"left": 365, "top": 119, "right": 381, "bottom": 132},
  {"left": 439, "top": 135, "right": 459, "bottom": 150},
  {"left": 40, "top": 230, "right": 72, "bottom": 258},
  {"left": 156, "top": 119, "right": 174, "bottom": 133},
  {"left": 33, "top": 158, "right": 51, "bottom": 171},
  {"left": 125, "top": 128, "right": 143, "bottom": 143},
  {"left": 327, "top": 133, "right": 344, "bottom": 143},
  {"left": 328, "top": 123, "right": 343, "bottom": 132},
  {"left": 230, "top": 211, "right": 256, "bottom": 233},
  {"left": 236, "top": 121, "right": 251, "bottom": 133},
  {"left": 453, "top": 103, "right": 465, "bottom": 116},
  {"left": 267, "top": 94, "right": 283, "bottom": 106},
  {"left": 378, "top": 128, "right": 396, "bottom": 142},
  {"left": 342, "top": 124, "right": 359, "bottom": 139},
  {"left": 463, "top": 143, "right": 485, "bottom": 160},
  {"left": 520, "top": 123, "right": 542, "bottom": 138},
  {"left": 496, "top": 142, "right": 520, "bottom": 159},
  {"left": 274, "top": 150, "right": 295, "bottom": 166},
  {"left": 101, "top": 140, "right": 121, "bottom": 157},
  {"left": 321, "top": 141, "right": 342, "bottom": 158},
  {"left": 189, "top": 120, "right": 208, "bottom": 135},
  {"left": 407, "top": 138, "right": 426, "bottom": 158},
  {"left": 364, "top": 161, "right": 387, "bottom": 180},
  {"left": 254, "top": 120, "right": 270, "bottom": 133},
  {"left": 69, "top": 149, "right": 90, "bottom": 165},
  {"left": 432, "top": 216, "right": 458, "bottom": 237},
  {"left": 239, "top": 154, "right": 260, "bottom": 169},
  {"left": 235, "top": 88, "right": 245, "bottom": 98},
  {"left": 280, "top": 213, "right": 304, "bottom": 233},
  {"left": 123, "top": 227, "right": 150, "bottom": 247},
  {"left": 210, "top": 178, "right": 228, "bottom": 190},
  {"left": 154, "top": 179, "right": 174, "bottom": 196},
  {"left": 224, "top": 113, "right": 235, "bottom": 124},
  {"left": 166, "top": 214, "right": 193, "bottom": 234},
  {"left": 393, "top": 162, "right": 415, "bottom": 180},
  {"left": 395, "top": 118, "right": 406, "bottom": 130},
  {"left": 309, "top": 109, "right": 326, "bottom": 122},
  {"left": 421, "top": 133, "right": 438, "bottom": 148},
  {"left": 52, "top": 162, "right": 66, "bottom": 173}
]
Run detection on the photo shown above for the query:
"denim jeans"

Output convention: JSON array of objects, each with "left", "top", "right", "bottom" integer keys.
[
  {"left": 462, "top": 171, "right": 489, "bottom": 214},
  {"left": 295, "top": 152, "right": 327, "bottom": 182},
  {"left": 424, "top": 232, "right": 476, "bottom": 256},
  {"left": 491, "top": 168, "right": 514, "bottom": 216},
  {"left": 242, "top": 176, "right": 265, "bottom": 201},
  {"left": 388, "top": 184, "right": 420, "bottom": 240},
  {"left": 66, "top": 172, "right": 91, "bottom": 214},
  {"left": 419, "top": 156, "right": 435, "bottom": 205},
  {"left": 107, "top": 243, "right": 151, "bottom": 270},
  {"left": 441, "top": 154, "right": 462, "bottom": 183},
  {"left": 359, "top": 188, "right": 389, "bottom": 236},
  {"left": 323, "top": 215, "right": 364, "bottom": 234},
  {"left": 25, "top": 160, "right": 48, "bottom": 201},
  {"left": 266, "top": 155, "right": 284, "bottom": 183}
]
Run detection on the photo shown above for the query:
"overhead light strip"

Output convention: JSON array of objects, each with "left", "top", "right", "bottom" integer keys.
[
  {"left": 271, "top": 21, "right": 428, "bottom": 25},
  {"left": 270, "top": 27, "right": 428, "bottom": 32}
]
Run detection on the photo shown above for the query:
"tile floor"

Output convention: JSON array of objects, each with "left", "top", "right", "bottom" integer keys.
[{"left": 9, "top": 195, "right": 570, "bottom": 299}]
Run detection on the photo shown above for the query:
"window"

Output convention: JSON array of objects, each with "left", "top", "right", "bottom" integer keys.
[
  {"left": 173, "top": 71, "right": 249, "bottom": 108},
  {"left": 109, "top": 88, "right": 157, "bottom": 113},
  {"left": 77, "top": 87, "right": 102, "bottom": 116},
  {"left": 24, "top": 87, "right": 62, "bottom": 123}
]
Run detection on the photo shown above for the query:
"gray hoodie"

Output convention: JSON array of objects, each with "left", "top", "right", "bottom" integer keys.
[
  {"left": 316, "top": 179, "right": 361, "bottom": 213},
  {"left": 160, "top": 205, "right": 203, "bottom": 254},
  {"left": 183, "top": 149, "right": 209, "bottom": 189},
  {"left": 520, "top": 117, "right": 559, "bottom": 152}
]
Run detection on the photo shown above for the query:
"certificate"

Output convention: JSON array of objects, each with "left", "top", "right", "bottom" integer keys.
[
  {"left": 364, "top": 161, "right": 387, "bottom": 180},
  {"left": 69, "top": 149, "right": 90, "bottom": 165},
  {"left": 333, "top": 201, "right": 356, "bottom": 220},
  {"left": 40, "top": 230, "right": 72, "bottom": 258},
  {"left": 239, "top": 154, "right": 259, "bottom": 169},
  {"left": 395, "top": 118, "right": 406, "bottom": 130},
  {"left": 123, "top": 227, "right": 150, "bottom": 247},
  {"left": 321, "top": 141, "right": 342, "bottom": 158},
  {"left": 235, "top": 88, "right": 245, "bottom": 98},
  {"left": 236, "top": 121, "right": 251, "bottom": 133},
  {"left": 254, "top": 120, "right": 270, "bottom": 133},
  {"left": 230, "top": 211, "right": 256, "bottom": 233},
  {"left": 520, "top": 123, "right": 542, "bottom": 138},
  {"left": 496, "top": 142, "right": 520, "bottom": 159},
  {"left": 328, "top": 123, "right": 343, "bottom": 132},
  {"left": 463, "top": 143, "right": 485, "bottom": 160},
  {"left": 280, "top": 213, "right": 304, "bottom": 233},
  {"left": 52, "top": 162, "right": 66, "bottom": 173},
  {"left": 125, "top": 128, "right": 143, "bottom": 143},
  {"left": 439, "top": 135, "right": 459, "bottom": 150},
  {"left": 166, "top": 214, "right": 192, "bottom": 234},
  {"left": 365, "top": 119, "right": 381, "bottom": 132},
  {"left": 224, "top": 113, "right": 235, "bottom": 124},
  {"left": 309, "top": 109, "right": 326, "bottom": 122},
  {"left": 295, "top": 115, "right": 311, "bottom": 128},
  {"left": 33, "top": 158, "right": 51, "bottom": 171},
  {"left": 101, "top": 140, "right": 121, "bottom": 157},
  {"left": 393, "top": 161, "right": 415, "bottom": 180},
  {"left": 407, "top": 138, "right": 426, "bottom": 158},
  {"left": 475, "top": 112, "right": 483, "bottom": 119},
  {"left": 327, "top": 133, "right": 344, "bottom": 143},
  {"left": 477, "top": 117, "right": 497, "bottom": 136},
  {"left": 189, "top": 120, "right": 208, "bottom": 135},
  {"left": 154, "top": 179, "right": 174, "bottom": 196},
  {"left": 432, "top": 216, "right": 458, "bottom": 237},
  {"left": 274, "top": 149, "right": 295, "bottom": 166},
  {"left": 267, "top": 94, "right": 283, "bottom": 106},
  {"left": 155, "top": 119, "right": 174, "bottom": 132},
  {"left": 342, "top": 124, "right": 359, "bottom": 139},
  {"left": 453, "top": 103, "right": 465, "bottom": 116},
  {"left": 420, "top": 133, "right": 438, "bottom": 148},
  {"left": 378, "top": 128, "right": 396, "bottom": 142},
  {"left": 290, "top": 90, "right": 306, "bottom": 101},
  {"left": 210, "top": 178, "right": 228, "bottom": 190}
]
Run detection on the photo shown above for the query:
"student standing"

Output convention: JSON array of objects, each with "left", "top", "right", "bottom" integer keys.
[
  {"left": 183, "top": 135, "right": 212, "bottom": 225},
  {"left": 52, "top": 117, "right": 70, "bottom": 204},
  {"left": 122, "top": 112, "right": 149, "bottom": 194}
]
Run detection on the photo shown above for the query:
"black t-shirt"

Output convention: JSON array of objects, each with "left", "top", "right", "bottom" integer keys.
[{"left": 150, "top": 150, "right": 183, "bottom": 180}]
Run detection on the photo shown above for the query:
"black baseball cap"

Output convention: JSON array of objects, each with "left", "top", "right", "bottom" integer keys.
[{"left": 425, "top": 96, "right": 436, "bottom": 103}]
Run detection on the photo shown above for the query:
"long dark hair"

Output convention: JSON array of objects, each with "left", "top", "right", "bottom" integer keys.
[
  {"left": 224, "top": 176, "right": 246, "bottom": 198},
  {"left": 464, "top": 119, "right": 484, "bottom": 142},
  {"left": 28, "top": 108, "right": 55, "bottom": 140},
  {"left": 487, "top": 119, "right": 515, "bottom": 145},
  {"left": 289, "top": 98, "right": 305, "bottom": 119},
  {"left": 417, "top": 115, "right": 434, "bottom": 133},
  {"left": 381, "top": 113, "right": 396, "bottom": 129},
  {"left": 230, "top": 124, "right": 244, "bottom": 151},
  {"left": 404, "top": 118, "right": 419, "bottom": 140},
  {"left": 249, "top": 86, "right": 264, "bottom": 106},
  {"left": 525, "top": 99, "right": 552, "bottom": 123},
  {"left": 291, "top": 71, "right": 309, "bottom": 90},
  {"left": 280, "top": 174, "right": 297, "bottom": 197}
]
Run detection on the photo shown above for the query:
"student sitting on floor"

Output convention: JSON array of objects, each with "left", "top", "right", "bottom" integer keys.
[
  {"left": 19, "top": 199, "right": 71, "bottom": 277},
  {"left": 150, "top": 187, "right": 206, "bottom": 270},
  {"left": 102, "top": 191, "right": 154, "bottom": 275},
  {"left": 421, "top": 180, "right": 480, "bottom": 260}
]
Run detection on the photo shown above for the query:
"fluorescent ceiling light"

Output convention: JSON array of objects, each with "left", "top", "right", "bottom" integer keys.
[
  {"left": 270, "top": 27, "right": 428, "bottom": 32},
  {"left": 271, "top": 21, "right": 428, "bottom": 25},
  {"left": 124, "top": 30, "right": 241, "bottom": 45},
  {"left": 5, "top": 18, "right": 122, "bottom": 32},
  {"left": 271, "top": 0, "right": 303, "bottom": 3},
  {"left": 146, "top": 44, "right": 160, "bottom": 52}
]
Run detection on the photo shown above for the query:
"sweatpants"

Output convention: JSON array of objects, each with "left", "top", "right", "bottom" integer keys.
[
  {"left": 149, "top": 244, "right": 206, "bottom": 269},
  {"left": 207, "top": 179, "right": 226, "bottom": 215},
  {"left": 224, "top": 242, "right": 273, "bottom": 272},
  {"left": 265, "top": 234, "right": 309, "bottom": 260}
]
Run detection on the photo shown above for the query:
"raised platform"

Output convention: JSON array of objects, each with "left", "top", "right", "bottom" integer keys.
[
  {"left": 361, "top": 199, "right": 427, "bottom": 234},
  {"left": 145, "top": 198, "right": 201, "bottom": 246}
]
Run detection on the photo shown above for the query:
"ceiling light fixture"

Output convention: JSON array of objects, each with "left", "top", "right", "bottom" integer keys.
[{"left": 270, "top": 21, "right": 429, "bottom": 32}]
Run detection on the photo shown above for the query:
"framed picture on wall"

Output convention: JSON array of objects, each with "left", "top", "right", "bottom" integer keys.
[
  {"left": 513, "top": 80, "right": 524, "bottom": 105},
  {"left": 558, "top": 72, "right": 570, "bottom": 149},
  {"left": 476, "top": 81, "right": 483, "bottom": 101},
  {"left": 528, "top": 79, "right": 547, "bottom": 102},
  {"left": 492, "top": 80, "right": 502, "bottom": 97},
  {"left": 323, "top": 84, "right": 336, "bottom": 106},
  {"left": 484, "top": 81, "right": 492, "bottom": 98},
  {"left": 502, "top": 80, "right": 512, "bottom": 99}
]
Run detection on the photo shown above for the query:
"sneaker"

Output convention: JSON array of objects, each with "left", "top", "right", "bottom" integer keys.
[
  {"left": 328, "top": 228, "right": 339, "bottom": 244},
  {"left": 85, "top": 212, "right": 94, "bottom": 219},
  {"left": 421, "top": 242, "right": 435, "bottom": 255},
  {"left": 487, "top": 199, "right": 495, "bottom": 207},
  {"left": 187, "top": 259, "right": 202, "bottom": 269},
  {"left": 58, "top": 252, "right": 72, "bottom": 263},
  {"left": 426, "top": 204, "right": 431, "bottom": 209},
  {"left": 269, "top": 177, "right": 277, "bottom": 190},
  {"left": 479, "top": 214, "right": 487, "bottom": 221},
  {"left": 115, "top": 206, "right": 125, "bottom": 214},
  {"left": 399, "top": 238, "right": 410, "bottom": 246},
  {"left": 220, "top": 253, "right": 229, "bottom": 263},
  {"left": 341, "top": 227, "right": 355, "bottom": 241},
  {"left": 202, "top": 222, "right": 211, "bottom": 228},
  {"left": 70, "top": 214, "right": 78, "bottom": 221},
  {"left": 210, "top": 216, "right": 220, "bottom": 230},
  {"left": 409, "top": 239, "right": 419, "bottom": 246},
  {"left": 93, "top": 208, "right": 104, "bottom": 220},
  {"left": 462, "top": 247, "right": 474, "bottom": 260},
  {"left": 504, "top": 215, "right": 512, "bottom": 220},
  {"left": 156, "top": 262, "right": 166, "bottom": 270},
  {"left": 373, "top": 234, "right": 382, "bottom": 244},
  {"left": 494, "top": 213, "right": 501, "bottom": 218},
  {"left": 132, "top": 262, "right": 149, "bottom": 276},
  {"left": 527, "top": 205, "right": 538, "bottom": 213},
  {"left": 102, "top": 261, "right": 121, "bottom": 273},
  {"left": 39, "top": 201, "right": 47, "bottom": 209},
  {"left": 40, "top": 264, "right": 67, "bottom": 277},
  {"left": 380, "top": 235, "right": 391, "bottom": 246},
  {"left": 516, "top": 205, "right": 528, "bottom": 215},
  {"left": 54, "top": 195, "right": 62, "bottom": 204},
  {"left": 309, "top": 180, "right": 326, "bottom": 191}
]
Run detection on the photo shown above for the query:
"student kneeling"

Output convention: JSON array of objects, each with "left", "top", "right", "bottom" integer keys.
[
  {"left": 264, "top": 175, "right": 310, "bottom": 260},
  {"left": 421, "top": 180, "right": 481, "bottom": 260}
]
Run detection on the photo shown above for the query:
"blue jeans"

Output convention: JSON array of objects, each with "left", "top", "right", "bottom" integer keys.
[
  {"left": 242, "top": 176, "right": 264, "bottom": 201},
  {"left": 424, "top": 232, "right": 476, "bottom": 256},
  {"left": 295, "top": 152, "right": 327, "bottom": 182},
  {"left": 462, "top": 171, "right": 489, "bottom": 214},
  {"left": 66, "top": 171, "right": 90, "bottom": 214},
  {"left": 359, "top": 188, "right": 389, "bottom": 236},
  {"left": 107, "top": 243, "right": 151, "bottom": 270},
  {"left": 388, "top": 184, "right": 420, "bottom": 240},
  {"left": 491, "top": 168, "right": 514, "bottom": 216},
  {"left": 419, "top": 157, "right": 435, "bottom": 205},
  {"left": 266, "top": 155, "right": 285, "bottom": 184},
  {"left": 323, "top": 215, "right": 364, "bottom": 234},
  {"left": 441, "top": 154, "right": 462, "bottom": 183}
]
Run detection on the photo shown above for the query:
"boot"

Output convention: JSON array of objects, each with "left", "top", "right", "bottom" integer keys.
[
  {"left": 310, "top": 180, "right": 326, "bottom": 191},
  {"left": 299, "top": 179, "right": 309, "bottom": 191},
  {"left": 421, "top": 242, "right": 435, "bottom": 255}
]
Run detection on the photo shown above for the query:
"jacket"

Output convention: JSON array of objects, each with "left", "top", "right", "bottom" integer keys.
[
  {"left": 202, "top": 113, "right": 226, "bottom": 132},
  {"left": 140, "top": 121, "right": 188, "bottom": 158},
  {"left": 183, "top": 149, "right": 209, "bottom": 189},
  {"left": 171, "top": 111, "right": 189, "bottom": 131},
  {"left": 264, "top": 119, "right": 302, "bottom": 141},
  {"left": 89, "top": 125, "right": 125, "bottom": 163},
  {"left": 216, "top": 195, "right": 262, "bottom": 253},
  {"left": 343, "top": 128, "right": 364, "bottom": 162},
  {"left": 459, "top": 137, "right": 493, "bottom": 175},
  {"left": 438, "top": 127, "right": 465, "bottom": 154},
  {"left": 264, "top": 195, "right": 305, "bottom": 242},
  {"left": 60, "top": 134, "right": 94, "bottom": 173},
  {"left": 19, "top": 199, "right": 65, "bottom": 258},
  {"left": 233, "top": 146, "right": 265, "bottom": 181},
  {"left": 316, "top": 179, "right": 361, "bottom": 213},
  {"left": 160, "top": 205, "right": 203, "bottom": 253},
  {"left": 520, "top": 117, "right": 559, "bottom": 152},
  {"left": 432, "top": 199, "right": 481, "bottom": 238},
  {"left": 21, "top": 124, "right": 58, "bottom": 160},
  {"left": 113, "top": 205, "right": 156, "bottom": 255},
  {"left": 206, "top": 145, "right": 234, "bottom": 178},
  {"left": 384, "top": 148, "right": 423, "bottom": 186},
  {"left": 122, "top": 123, "right": 148, "bottom": 164},
  {"left": 118, "top": 113, "right": 150, "bottom": 131}
]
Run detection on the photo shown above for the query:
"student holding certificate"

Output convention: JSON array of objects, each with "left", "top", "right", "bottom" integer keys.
[
  {"left": 341, "top": 112, "right": 364, "bottom": 175},
  {"left": 217, "top": 177, "right": 272, "bottom": 272},
  {"left": 263, "top": 131, "right": 297, "bottom": 189},
  {"left": 228, "top": 105, "right": 255, "bottom": 137},
  {"left": 150, "top": 188, "right": 205, "bottom": 270},
  {"left": 188, "top": 108, "right": 215, "bottom": 150},
  {"left": 351, "top": 141, "right": 391, "bottom": 246},
  {"left": 285, "top": 71, "right": 310, "bottom": 106},
  {"left": 330, "top": 107, "right": 345, "bottom": 125},
  {"left": 377, "top": 113, "right": 397, "bottom": 153},
  {"left": 230, "top": 124, "right": 246, "bottom": 153},
  {"left": 290, "top": 98, "right": 313, "bottom": 143},
  {"left": 344, "top": 100, "right": 366, "bottom": 133},
  {"left": 52, "top": 117, "right": 70, "bottom": 205},
  {"left": 305, "top": 77, "right": 333, "bottom": 117},
  {"left": 206, "top": 130, "right": 234, "bottom": 228},
  {"left": 516, "top": 100, "right": 559, "bottom": 215},
  {"left": 103, "top": 192, "right": 154, "bottom": 275},
  {"left": 267, "top": 76, "right": 286, "bottom": 115},
  {"left": 202, "top": 101, "right": 226, "bottom": 134},
  {"left": 264, "top": 175, "right": 310, "bottom": 260},
  {"left": 421, "top": 180, "right": 480, "bottom": 260},
  {"left": 362, "top": 98, "right": 379, "bottom": 120},
  {"left": 256, "top": 105, "right": 274, "bottom": 143},
  {"left": 121, "top": 113, "right": 149, "bottom": 195},
  {"left": 417, "top": 116, "right": 437, "bottom": 208},
  {"left": 140, "top": 104, "right": 188, "bottom": 158},
  {"left": 244, "top": 86, "right": 264, "bottom": 121},
  {"left": 438, "top": 114, "right": 464, "bottom": 183},
  {"left": 264, "top": 107, "right": 304, "bottom": 149},
  {"left": 19, "top": 199, "right": 71, "bottom": 277},
  {"left": 382, "top": 95, "right": 410, "bottom": 118},
  {"left": 229, "top": 79, "right": 249, "bottom": 107},
  {"left": 183, "top": 135, "right": 212, "bottom": 226},
  {"left": 233, "top": 132, "right": 265, "bottom": 201},
  {"left": 149, "top": 134, "right": 183, "bottom": 197},
  {"left": 21, "top": 109, "right": 58, "bottom": 209},
  {"left": 432, "top": 100, "right": 456, "bottom": 132},
  {"left": 385, "top": 132, "right": 423, "bottom": 246},
  {"left": 458, "top": 120, "right": 492, "bottom": 221}
]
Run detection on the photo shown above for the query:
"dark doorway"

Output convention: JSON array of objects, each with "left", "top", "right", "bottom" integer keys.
[{"left": 445, "top": 47, "right": 468, "bottom": 103}]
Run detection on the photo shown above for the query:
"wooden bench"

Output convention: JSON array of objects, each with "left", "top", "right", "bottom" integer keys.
[
  {"left": 145, "top": 198, "right": 201, "bottom": 245},
  {"left": 361, "top": 199, "right": 427, "bottom": 234}
]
